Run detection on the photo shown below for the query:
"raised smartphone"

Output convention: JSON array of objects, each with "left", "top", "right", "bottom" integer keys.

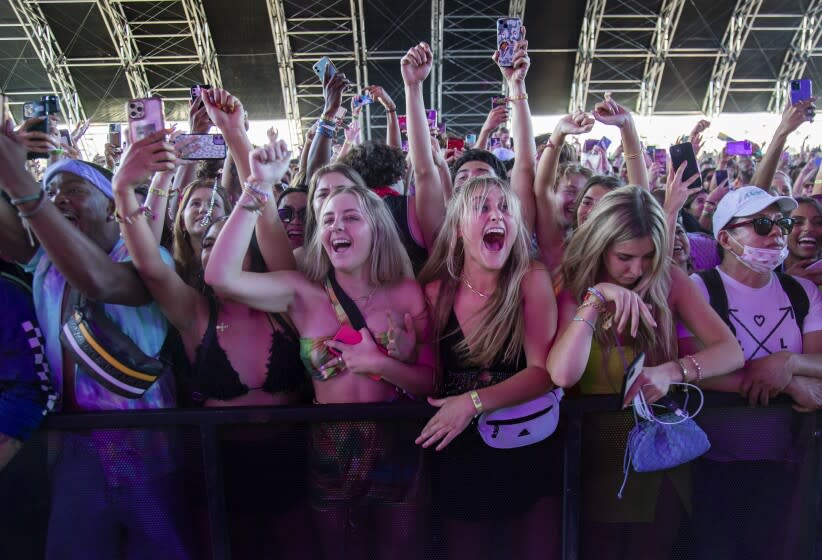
[
  {"left": 654, "top": 148, "right": 667, "bottom": 167},
  {"left": 714, "top": 169, "right": 728, "bottom": 187},
  {"left": 669, "top": 142, "right": 703, "bottom": 190},
  {"left": 447, "top": 137, "right": 465, "bottom": 151},
  {"left": 126, "top": 97, "right": 165, "bottom": 144},
  {"left": 190, "top": 84, "right": 212, "bottom": 102},
  {"left": 108, "top": 123, "right": 122, "bottom": 148},
  {"left": 313, "top": 57, "right": 336, "bottom": 81},
  {"left": 790, "top": 79, "right": 813, "bottom": 105},
  {"left": 465, "top": 133, "right": 477, "bottom": 146},
  {"left": 426, "top": 109, "right": 437, "bottom": 129},
  {"left": 491, "top": 96, "right": 508, "bottom": 110},
  {"left": 352, "top": 93, "right": 373, "bottom": 109},
  {"left": 397, "top": 115, "right": 407, "bottom": 133},
  {"left": 496, "top": 17, "right": 522, "bottom": 67},
  {"left": 583, "top": 139, "right": 598, "bottom": 152},
  {"left": 174, "top": 133, "right": 227, "bottom": 160},
  {"left": 726, "top": 140, "right": 752, "bottom": 156},
  {"left": 599, "top": 136, "right": 612, "bottom": 150}
]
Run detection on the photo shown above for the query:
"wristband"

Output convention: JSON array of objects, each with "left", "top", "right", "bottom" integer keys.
[
  {"left": 572, "top": 316, "right": 596, "bottom": 332},
  {"left": 623, "top": 151, "right": 641, "bottom": 160},
  {"left": 685, "top": 354, "right": 703, "bottom": 383},
  {"left": 148, "top": 187, "right": 168, "bottom": 197},
  {"left": 115, "top": 205, "right": 154, "bottom": 224},
  {"left": 10, "top": 191, "right": 44, "bottom": 206},
  {"left": 469, "top": 390, "right": 483, "bottom": 415},
  {"left": 508, "top": 93, "right": 528, "bottom": 102},
  {"left": 587, "top": 286, "right": 607, "bottom": 304},
  {"left": 316, "top": 124, "right": 335, "bottom": 139}
]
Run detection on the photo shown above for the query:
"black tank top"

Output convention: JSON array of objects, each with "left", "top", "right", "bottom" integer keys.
[
  {"left": 189, "top": 297, "right": 305, "bottom": 404},
  {"left": 384, "top": 195, "right": 429, "bottom": 274},
  {"left": 439, "top": 309, "right": 526, "bottom": 398}
]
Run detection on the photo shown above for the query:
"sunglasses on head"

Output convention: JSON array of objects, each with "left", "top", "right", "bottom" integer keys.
[
  {"left": 724, "top": 216, "right": 795, "bottom": 236},
  {"left": 278, "top": 206, "right": 306, "bottom": 223}
]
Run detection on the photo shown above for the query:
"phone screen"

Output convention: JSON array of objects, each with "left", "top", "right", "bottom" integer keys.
[
  {"left": 425, "top": 109, "right": 437, "bottom": 128},
  {"left": 397, "top": 115, "right": 407, "bottom": 133},
  {"left": 583, "top": 139, "right": 598, "bottom": 153},
  {"left": 621, "top": 352, "right": 646, "bottom": 406},
  {"left": 669, "top": 142, "right": 703, "bottom": 190},
  {"left": 447, "top": 138, "right": 465, "bottom": 150},
  {"left": 654, "top": 148, "right": 667, "bottom": 167},
  {"left": 726, "top": 140, "right": 752, "bottom": 156}
]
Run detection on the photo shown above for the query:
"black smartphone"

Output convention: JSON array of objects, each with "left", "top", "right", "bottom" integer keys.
[
  {"left": 22, "top": 101, "right": 49, "bottom": 159},
  {"left": 621, "top": 352, "right": 646, "bottom": 408},
  {"left": 669, "top": 142, "right": 703, "bottom": 190},
  {"left": 714, "top": 169, "right": 728, "bottom": 187}
]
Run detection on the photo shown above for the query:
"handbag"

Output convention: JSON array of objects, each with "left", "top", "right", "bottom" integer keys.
[
  {"left": 477, "top": 388, "right": 563, "bottom": 449},
  {"left": 618, "top": 383, "right": 710, "bottom": 498},
  {"left": 59, "top": 296, "right": 168, "bottom": 399}
]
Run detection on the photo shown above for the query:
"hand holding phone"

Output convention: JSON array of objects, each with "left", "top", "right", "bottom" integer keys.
[
  {"left": 496, "top": 18, "right": 522, "bottom": 67},
  {"left": 126, "top": 97, "right": 165, "bottom": 144},
  {"left": 669, "top": 142, "right": 702, "bottom": 190},
  {"left": 313, "top": 57, "right": 336, "bottom": 81},
  {"left": 621, "top": 352, "right": 646, "bottom": 409}
]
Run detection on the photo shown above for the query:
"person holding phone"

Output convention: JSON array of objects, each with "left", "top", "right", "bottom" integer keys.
[
  {"left": 546, "top": 186, "right": 742, "bottom": 560},
  {"left": 416, "top": 176, "right": 560, "bottom": 560},
  {"left": 205, "top": 139, "right": 434, "bottom": 560}
]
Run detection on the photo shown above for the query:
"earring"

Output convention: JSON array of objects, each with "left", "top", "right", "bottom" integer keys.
[{"left": 106, "top": 214, "right": 115, "bottom": 222}]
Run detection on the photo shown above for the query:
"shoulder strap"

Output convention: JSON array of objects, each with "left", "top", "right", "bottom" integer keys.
[
  {"left": 697, "top": 268, "right": 736, "bottom": 336},
  {"left": 324, "top": 272, "right": 368, "bottom": 330},
  {"left": 775, "top": 272, "right": 809, "bottom": 332}
]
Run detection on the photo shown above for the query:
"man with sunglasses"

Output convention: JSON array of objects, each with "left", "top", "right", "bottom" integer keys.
[{"left": 679, "top": 186, "right": 822, "bottom": 560}]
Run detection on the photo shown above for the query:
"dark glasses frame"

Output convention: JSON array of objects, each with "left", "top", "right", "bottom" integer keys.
[
  {"left": 278, "top": 206, "right": 307, "bottom": 224},
  {"left": 724, "top": 216, "right": 795, "bottom": 236}
]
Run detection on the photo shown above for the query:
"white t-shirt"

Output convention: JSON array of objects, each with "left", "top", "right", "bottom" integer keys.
[{"left": 683, "top": 269, "right": 822, "bottom": 462}]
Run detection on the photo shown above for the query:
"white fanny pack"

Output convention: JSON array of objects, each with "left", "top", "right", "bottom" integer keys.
[{"left": 477, "top": 388, "right": 563, "bottom": 449}]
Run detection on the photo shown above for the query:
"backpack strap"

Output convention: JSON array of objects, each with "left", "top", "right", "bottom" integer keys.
[
  {"left": 697, "top": 268, "right": 736, "bottom": 336},
  {"left": 775, "top": 272, "right": 810, "bottom": 332}
]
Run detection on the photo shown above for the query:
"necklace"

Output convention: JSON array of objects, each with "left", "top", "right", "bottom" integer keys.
[
  {"left": 461, "top": 277, "right": 489, "bottom": 298},
  {"left": 351, "top": 286, "right": 378, "bottom": 307}
]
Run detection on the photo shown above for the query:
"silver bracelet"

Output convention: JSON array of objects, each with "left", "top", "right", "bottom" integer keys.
[{"left": 572, "top": 316, "right": 596, "bottom": 332}]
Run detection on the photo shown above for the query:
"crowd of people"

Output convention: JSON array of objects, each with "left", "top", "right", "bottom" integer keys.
[{"left": 0, "top": 32, "right": 821, "bottom": 560}]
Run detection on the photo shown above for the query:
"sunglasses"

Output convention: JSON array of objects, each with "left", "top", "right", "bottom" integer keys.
[
  {"left": 724, "top": 216, "right": 795, "bottom": 236},
  {"left": 278, "top": 206, "right": 306, "bottom": 224}
]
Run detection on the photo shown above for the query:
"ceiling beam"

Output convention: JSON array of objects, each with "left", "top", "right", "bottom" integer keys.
[
  {"left": 266, "top": 0, "right": 303, "bottom": 145},
  {"left": 702, "top": 0, "right": 764, "bottom": 117},
  {"left": 569, "top": 0, "right": 607, "bottom": 112},
  {"left": 768, "top": 0, "right": 822, "bottom": 112},
  {"left": 95, "top": 0, "right": 151, "bottom": 98},
  {"left": 430, "top": 0, "right": 444, "bottom": 115},
  {"left": 636, "top": 0, "right": 685, "bottom": 116},
  {"left": 350, "top": 0, "right": 371, "bottom": 140},
  {"left": 179, "top": 0, "right": 223, "bottom": 88},
  {"left": 7, "top": 0, "right": 88, "bottom": 128}
]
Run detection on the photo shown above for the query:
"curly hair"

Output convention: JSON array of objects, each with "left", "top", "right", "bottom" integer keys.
[{"left": 339, "top": 140, "right": 406, "bottom": 189}]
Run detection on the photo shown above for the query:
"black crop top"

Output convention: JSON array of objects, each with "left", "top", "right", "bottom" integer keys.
[
  {"left": 440, "top": 309, "right": 526, "bottom": 398},
  {"left": 189, "top": 297, "right": 305, "bottom": 405},
  {"left": 384, "top": 195, "right": 429, "bottom": 275}
]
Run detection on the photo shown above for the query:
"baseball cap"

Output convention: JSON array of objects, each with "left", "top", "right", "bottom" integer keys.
[{"left": 712, "top": 186, "right": 797, "bottom": 239}]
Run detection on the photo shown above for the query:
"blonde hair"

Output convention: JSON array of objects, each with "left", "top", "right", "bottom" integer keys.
[
  {"left": 418, "top": 176, "right": 531, "bottom": 369},
  {"left": 304, "top": 163, "right": 367, "bottom": 247},
  {"left": 172, "top": 179, "right": 233, "bottom": 290},
  {"left": 561, "top": 185, "right": 676, "bottom": 366},
  {"left": 303, "top": 184, "right": 412, "bottom": 285}
]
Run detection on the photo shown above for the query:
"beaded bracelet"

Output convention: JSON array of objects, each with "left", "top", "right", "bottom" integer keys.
[
  {"left": 115, "top": 205, "right": 154, "bottom": 224},
  {"left": 685, "top": 354, "right": 703, "bottom": 383},
  {"left": 677, "top": 359, "right": 690, "bottom": 383},
  {"left": 578, "top": 299, "right": 608, "bottom": 315},
  {"left": 587, "top": 286, "right": 607, "bottom": 304},
  {"left": 240, "top": 203, "right": 264, "bottom": 215},
  {"left": 508, "top": 93, "right": 528, "bottom": 102},
  {"left": 243, "top": 181, "right": 271, "bottom": 202}
]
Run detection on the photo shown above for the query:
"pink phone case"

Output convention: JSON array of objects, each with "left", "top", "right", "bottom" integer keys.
[
  {"left": 126, "top": 97, "right": 165, "bottom": 144},
  {"left": 328, "top": 324, "right": 362, "bottom": 357}
]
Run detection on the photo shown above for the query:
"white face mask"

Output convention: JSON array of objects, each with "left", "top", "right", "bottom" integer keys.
[{"left": 728, "top": 233, "right": 789, "bottom": 274}]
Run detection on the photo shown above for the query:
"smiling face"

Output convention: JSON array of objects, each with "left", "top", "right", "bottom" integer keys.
[
  {"left": 673, "top": 222, "right": 691, "bottom": 270},
  {"left": 556, "top": 173, "right": 587, "bottom": 225},
  {"left": 201, "top": 220, "right": 251, "bottom": 275},
  {"left": 454, "top": 160, "right": 497, "bottom": 190},
  {"left": 46, "top": 171, "right": 113, "bottom": 239},
  {"left": 278, "top": 190, "right": 308, "bottom": 249},
  {"left": 320, "top": 192, "right": 373, "bottom": 273},
  {"left": 788, "top": 202, "right": 822, "bottom": 260},
  {"left": 460, "top": 185, "right": 515, "bottom": 271},
  {"left": 576, "top": 184, "right": 611, "bottom": 226},
  {"left": 183, "top": 186, "right": 226, "bottom": 238},
  {"left": 312, "top": 171, "right": 359, "bottom": 219},
  {"left": 602, "top": 236, "right": 655, "bottom": 288}
]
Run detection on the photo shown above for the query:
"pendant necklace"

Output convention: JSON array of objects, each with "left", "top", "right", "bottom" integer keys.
[{"left": 461, "top": 277, "right": 489, "bottom": 298}]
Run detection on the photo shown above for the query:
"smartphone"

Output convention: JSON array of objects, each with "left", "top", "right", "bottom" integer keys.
[
  {"left": 59, "top": 129, "right": 72, "bottom": 147},
  {"left": 646, "top": 145, "right": 656, "bottom": 157},
  {"left": 726, "top": 140, "right": 752, "bottom": 156},
  {"left": 496, "top": 17, "right": 522, "bottom": 67},
  {"left": 328, "top": 325, "right": 362, "bottom": 357},
  {"left": 583, "top": 139, "right": 598, "bottom": 152},
  {"left": 489, "top": 137, "right": 502, "bottom": 150},
  {"left": 714, "top": 169, "right": 728, "bottom": 187},
  {"left": 491, "top": 96, "right": 508, "bottom": 110},
  {"left": 334, "top": 107, "right": 347, "bottom": 123},
  {"left": 352, "top": 93, "right": 373, "bottom": 109},
  {"left": 447, "top": 137, "right": 465, "bottom": 151},
  {"left": 126, "top": 97, "right": 165, "bottom": 144},
  {"left": 401, "top": 139, "right": 408, "bottom": 152},
  {"left": 312, "top": 57, "right": 336, "bottom": 81},
  {"left": 465, "top": 133, "right": 477, "bottom": 146},
  {"left": 599, "top": 136, "right": 612, "bottom": 151},
  {"left": 174, "top": 133, "right": 227, "bottom": 160},
  {"left": 397, "top": 115, "right": 407, "bottom": 133},
  {"left": 437, "top": 122, "right": 446, "bottom": 136},
  {"left": 790, "top": 79, "right": 813, "bottom": 105},
  {"left": 41, "top": 95, "right": 60, "bottom": 115},
  {"left": 654, "top": 148, "right": 667, "bottom": 167},
  {"left": 108, "top": 123, "right": 122, "bottom": 148},
  {"left": 22, "top": 101, "right": 48, "bottom": 134},
  {"left": 669, "top": 142, "right": 703, "bottom": 190},
  {"left": 425, "top": 109, "right": 437, "bottom": 129},
  {"left": 190, "top": 84, "right": 212, "bottom": 103},
  {"left": 621, "top": 352, "right": 646, "bottom": 406}
]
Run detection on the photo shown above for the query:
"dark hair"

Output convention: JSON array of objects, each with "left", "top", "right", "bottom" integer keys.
[
  {"left": 277, "top": 186, "right": 308, "bottom": 205},
  {"left": 450, "top": 149, "right": 508, "bottom": 182},
  {"left": 558, "top": 143, "right": 577, "bottom": 165},
  {"left": 196, "top": 159, "right": 224, "bottom": 180},
  {"left": 572, "top": 175, "right": 622, "bottom": 228},
  {"left": 795, "top": 196, "right": 822, "bottom": 216},
  {"left": 339, "top": 140, "right": 406, "bottom": 188}
]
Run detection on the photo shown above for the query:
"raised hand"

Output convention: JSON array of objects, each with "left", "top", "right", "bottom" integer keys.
[
  {"left": 493, "top": 26, "right": 529, "bottom": 83},
  {"left": 189, "top": 97, "right": 211, "bottom": 134},
  {"left": 344, "top": 120, "right": 361, "bottom": 145},
  {"left": 16, "top": 117, "right": 59, "bottom": 156},
  {"left": 665, "top": 161, "right": 701, "bottom": 214},
  {"left": 247, "top": 132, "right": 292, "bottom": 189},
  {"left": 593, "top": 93, "right": 634, "bottom": 129},
  {"left": 70, "top": 119, "right": 91, "bottom": 146},
  {"left": 483, "top": 105, "right": 509, "bottom": 133},
  {"left": 322, "top": 66, "right": 350, "bottom": 120},
  {"left": 365, "top": 84, "right": 397, "bottom": 111},
  {"left": 401, "top": 42, "right": 434, "bottom": 86},
  {"left": 556, "top": 110, "right": 595, "bottom": 136},
  {"left": 112, "top": 128, "right": 177, "bottom": 192},
  {"left": 200, "top": 87, "right": 244, "bottom": 132},
  {"left": 780, "top": 97, "right": 816, "bottom": 133}
]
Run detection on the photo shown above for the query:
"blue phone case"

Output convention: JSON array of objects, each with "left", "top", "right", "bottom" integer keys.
[{"left": 790, "top": 79, "right": 812, "bottom": 105}]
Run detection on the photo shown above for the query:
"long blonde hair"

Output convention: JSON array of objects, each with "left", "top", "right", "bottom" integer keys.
[
  {"left": 304, "top": 163, "right": 368, "bottom": 247},
  {"left": 303, "top": 184, "right": 412, "bottom": 285},
  {"left": 562, "top": 185, "right": 675, "bottom": 366},
  {"left": 418, "top": 176, "right": 531, "bottom": 368}
]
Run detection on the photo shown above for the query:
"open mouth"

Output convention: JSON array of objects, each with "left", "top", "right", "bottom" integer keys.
[
  {"left": 331, "top": 238, "right": 352, "bottom": 253},
  {"left": 482, "top": 227, "right": 505, "bottom": 252},
  {"left": 798, "top": 235, "right": 818, "bottom": 249}
]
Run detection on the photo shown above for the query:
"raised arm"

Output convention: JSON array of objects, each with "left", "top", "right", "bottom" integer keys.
[
  {"left": 305, "top": 68, "right": 350, "bottom": 180},
  {"left": 752, "top": 98, "right": 815, "bottom": 190},
  {"left": 592, "top": 95, "right": 648, "bottom": 188},
  {"left": 402, "top": 42, "right": 447, "bottom": 250},
  {"left": 475, "top": 106, "right": 508, "bottom": 152},
  {"left": 366, "top": 85, "right": 401, "bottom": 148},
  {"left": 254, "top": 130, "right": 296, "bottom": 273},
  {"left": 496, "top": 29, "right": 537, "bottom": 232},
  {"left": 663, "top": 162, "right": 699, "bottom": 255},
  {"left": 201, "top": 88, "right": 252, "bottom": 184},
  {"left": 113, "top": 130, "right": 203, "bottom": 333}
]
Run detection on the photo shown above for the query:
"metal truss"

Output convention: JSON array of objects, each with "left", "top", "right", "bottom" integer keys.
[
  {"left": 702, "top": 0, "right": 764, "bottom": 117},
  {"left": 768, "top": 0, "right": 822, "bottom": 112},
  {"left": 430, "top": 0, "right": 444, "bottom": 116},
  {"left": 7, "top": 0, "right": 88, "bottom": 128},
  {"left": 95, "top": 0, "right": 152, "bottom": 99},
  {"left": 267, "top": 0, "right": 303, "bottom": 145},
  {"left": 636, "top": 0, "right": 685, "bottom": 116},
  {"left": 179, "top": 0, "right": 223, "bottom": 88},
  {"left": 437, "top": 0, "right": 515, "bottom": 133},
  {"left": 569, "top": 0, "right": 606, "bottom": 112}
]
